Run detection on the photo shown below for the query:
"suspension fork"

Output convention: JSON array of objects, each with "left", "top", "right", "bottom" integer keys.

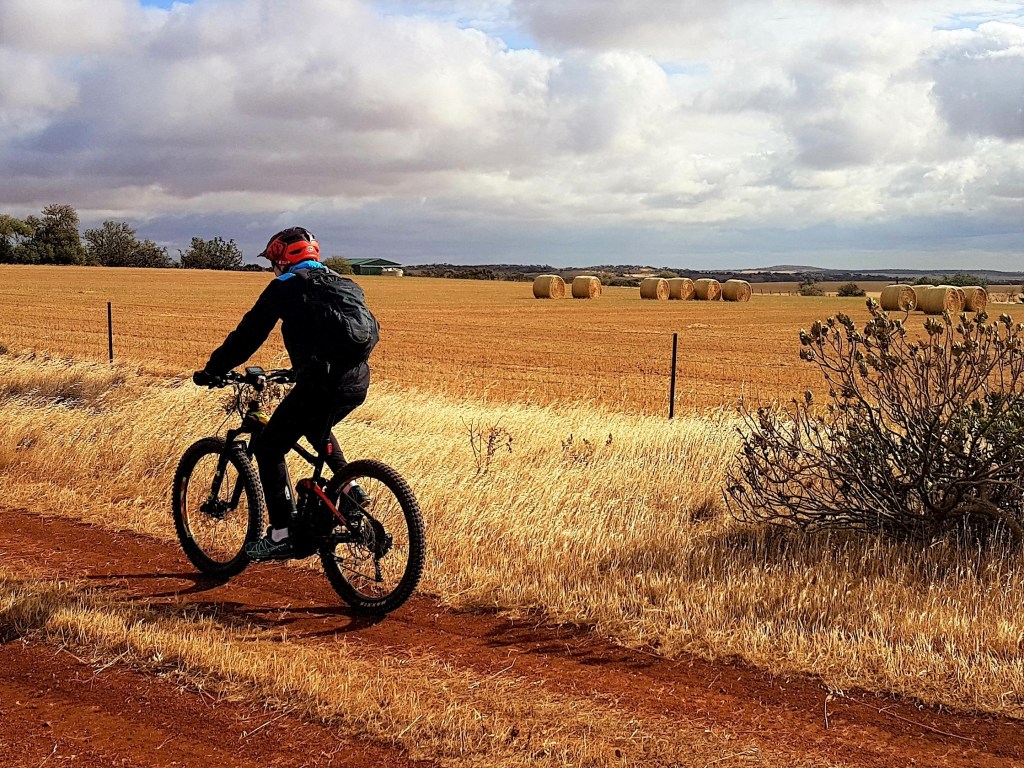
[{"left": 208, "top": 427, "right": 249, "bottom": 509}]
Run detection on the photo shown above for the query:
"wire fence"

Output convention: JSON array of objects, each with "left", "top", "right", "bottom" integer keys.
[
  {"left": 6, "top": 281, "right": 1019, "bottom": 415},
  {"left": 0, "top": 300, "right": 712, "bottom": 417}
]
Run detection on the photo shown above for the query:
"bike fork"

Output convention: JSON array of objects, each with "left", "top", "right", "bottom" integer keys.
[
  {"left": 205, "top": 450, "right": 232, "bottom": 507},
  {"left": 206, "top": 442, "right": 249, "bottom": 514}
]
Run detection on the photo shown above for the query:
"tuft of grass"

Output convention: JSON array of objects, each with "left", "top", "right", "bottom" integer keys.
[{"left": 0, "top": 352, "right": 123, "bottom": 408}]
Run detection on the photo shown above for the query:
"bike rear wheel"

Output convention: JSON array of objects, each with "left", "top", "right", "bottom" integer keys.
[
  {"left": 172, "top": 436, "right": 264, "bottom": 577},
  {"left": 320, "top": 459, "right": 425, "bottom": 614}
]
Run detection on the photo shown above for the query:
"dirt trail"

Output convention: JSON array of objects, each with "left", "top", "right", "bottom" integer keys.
[
  {"left": 3, "top": 506, "right": 1022, "bottom": 768},
  {"left": 0, "top": 638, "right": 431, "bottom": 768}
]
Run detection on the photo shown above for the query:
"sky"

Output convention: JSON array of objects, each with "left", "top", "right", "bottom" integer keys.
[{"left": 0, "top": 0, "right": 1021, "bottom": 270}]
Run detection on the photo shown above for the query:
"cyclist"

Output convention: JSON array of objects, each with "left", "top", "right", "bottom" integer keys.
[{"left": 193, "top": 227, "right": 372, "bottom": 561}]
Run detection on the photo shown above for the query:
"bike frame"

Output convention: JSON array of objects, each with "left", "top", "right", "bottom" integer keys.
[{"left": 204, "top": 368, "right": 358, "bottom": 532}]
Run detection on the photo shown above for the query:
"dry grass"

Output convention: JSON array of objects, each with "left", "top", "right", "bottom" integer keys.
[{"left": 0, "top": 352, "right": 1022, "bottom": 720}]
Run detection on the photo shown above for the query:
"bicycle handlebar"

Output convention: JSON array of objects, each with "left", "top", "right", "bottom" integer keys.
[{"left": 214, "top": 367, "right": 294, "bottom": 388}]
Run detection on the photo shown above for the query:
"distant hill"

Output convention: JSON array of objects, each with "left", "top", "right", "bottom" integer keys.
[
  {"left": 753, "top": 265, "right": 1024, "bottom": 282},
  {"left": 752, "top": 265, "right": 827, "bottom": 273}
]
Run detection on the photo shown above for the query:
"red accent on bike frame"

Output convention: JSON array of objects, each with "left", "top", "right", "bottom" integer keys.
[{"left": 303, "top": 479, "right": 348, "bottom": 528}]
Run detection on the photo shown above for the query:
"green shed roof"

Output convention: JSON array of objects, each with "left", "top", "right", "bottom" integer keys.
[{"left": 347, "top": 257, "right": 402, "bottom": 267}]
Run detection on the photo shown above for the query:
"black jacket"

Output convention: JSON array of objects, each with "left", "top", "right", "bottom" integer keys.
[{"left": 205, "top": 260, "right": 370, "bottom": 393}]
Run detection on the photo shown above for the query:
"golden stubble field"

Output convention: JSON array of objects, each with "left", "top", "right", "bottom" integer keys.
[
  {"left": 0, "top": 265, "right": 901, "bottom": 414},
  {"left": 1, "top": 265, "right": 1023, "bottom": 766}
]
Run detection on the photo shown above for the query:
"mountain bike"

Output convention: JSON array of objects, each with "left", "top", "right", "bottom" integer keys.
[{"left": 171, "top": 366, "right": 425, "bottom": 614}]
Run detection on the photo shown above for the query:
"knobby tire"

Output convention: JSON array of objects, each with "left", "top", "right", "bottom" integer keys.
[
  {"left": 172, "top": 436, "right": 264, "bottom": 578},
  {"left": 320, "top": 459, "right": 425, "bottom": 614}
]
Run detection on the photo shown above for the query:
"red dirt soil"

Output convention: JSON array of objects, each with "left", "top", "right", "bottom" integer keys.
[
  {"left": 3, "top": 506, "right": 1022, "bottom": 768},
  {"left": 0, "top": 641, "right": 433, "bottom": 768}
]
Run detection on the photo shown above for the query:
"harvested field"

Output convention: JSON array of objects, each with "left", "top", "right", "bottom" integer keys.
[{"left": 0, "top": 266, "right": 925, "bottom": 414}]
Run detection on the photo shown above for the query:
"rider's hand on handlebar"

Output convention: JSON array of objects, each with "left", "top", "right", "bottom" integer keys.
[{"left": 192, "top": 369, "right": 221, "bottom": 388}]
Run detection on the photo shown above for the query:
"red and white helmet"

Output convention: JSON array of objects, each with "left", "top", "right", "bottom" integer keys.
[{"left": 258, "top": 227, "right": 320, "bottom": 267}]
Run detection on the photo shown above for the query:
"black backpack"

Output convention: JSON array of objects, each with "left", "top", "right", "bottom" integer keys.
[{"left": 294, "top": 267, "right": 380, "bottom": 365}]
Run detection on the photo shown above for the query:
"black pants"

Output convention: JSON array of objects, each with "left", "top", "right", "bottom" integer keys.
[{"left": 251, "top": 377, "right": 367, "bottom": 529}]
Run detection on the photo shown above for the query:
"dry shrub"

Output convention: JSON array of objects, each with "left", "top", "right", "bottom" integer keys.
[
  {"left": 727, "top": 301, "right": 1024, "bottom": 543},
  {"left": 463, "top": 418, "right": 513, "bottom": 474}
]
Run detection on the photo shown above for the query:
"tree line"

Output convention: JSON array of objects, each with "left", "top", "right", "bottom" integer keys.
[{"left": 0, "top": 204, "right": 251, "bottom": 270}]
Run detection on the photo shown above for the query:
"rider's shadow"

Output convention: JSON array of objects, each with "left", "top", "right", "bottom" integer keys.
[
  {"left": 80, "top": 571, "right": 229, "bottom": 597},
  {"left": 219, "top": 604, "right": 387, "bottom": 637},
  {"left": 78, "top": 571, "right": 386, "bottom": 635}
]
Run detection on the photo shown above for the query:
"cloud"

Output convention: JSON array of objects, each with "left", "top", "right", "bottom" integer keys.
[
  {"left": 510, "top": 0, "right": 741, "bottom": 56},
  {"left": 720, "top": 26, "right": 945, "bottom": 171},
  {"left": 926, "top": 21, "right": 1024, "bottom": 140},
  {"left": 506, "top": 0, "right": 988, "bottom": 59},
  {"left": 0, "top": 0, "right": 136, "bottom": 53},
  {"left": 0, "top": 0, "right": 1020, "bottom": 268}
]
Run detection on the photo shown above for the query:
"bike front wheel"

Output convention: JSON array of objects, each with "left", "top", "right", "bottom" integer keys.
[
  {"left": 172, "top": 436, "right": 264, "bottom": 578},
  {"left": 320, "top": 459, "right": 425, "bottom": 614}
]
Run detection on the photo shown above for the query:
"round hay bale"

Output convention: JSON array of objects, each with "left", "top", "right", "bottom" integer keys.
[
  {"left": 879, "top": 284, "right": 917, "bottom": 311},
  {"left": 962, "top": 286, "right": 988, "bottom": 313},
  {"left": 667, "top": 277, "right": 695, "bottom": 300},
  {"left": 533, "top": 274, "right": 566, "bottom": 299},
  {"left": 571, "top": 275, "right": 602, "bottom": 299},
  {"left": 722, "top": 279, "right": 752, "bottom": 302},
  {"left": 918, "top": 285, "right": 966, "bottom": 315},
  {"left": 953, "top": 286, "right": 967, "bottom": 310},
  {"left": 693, "top": 278, "right": 722, "bottom": 301},
  {"left": 640, "top": 277, "right": 669, "bottom": 300}
]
